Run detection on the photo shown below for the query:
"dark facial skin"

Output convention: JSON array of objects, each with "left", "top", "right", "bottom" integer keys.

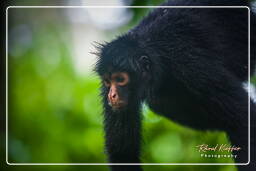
[{"left": 102, "top": 72, "right": 130, "bottom": 111}]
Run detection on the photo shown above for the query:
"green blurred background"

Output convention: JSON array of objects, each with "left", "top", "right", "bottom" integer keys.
[{"left": 3, "top": 0, "right": 256, "bottom": 171}]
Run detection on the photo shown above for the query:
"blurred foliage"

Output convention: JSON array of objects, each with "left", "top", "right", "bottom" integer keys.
[{"left": 4, "top": 1, "right": 256, "bottom": 171}]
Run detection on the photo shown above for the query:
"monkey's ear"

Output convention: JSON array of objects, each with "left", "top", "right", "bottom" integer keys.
[{"left": 139, "top": 55, "right": 151, "bottom": 71}]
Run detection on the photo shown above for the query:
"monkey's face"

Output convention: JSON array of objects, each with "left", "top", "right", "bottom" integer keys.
[{"left": 102, "top": 72, "right": 130, "bottom": 111}]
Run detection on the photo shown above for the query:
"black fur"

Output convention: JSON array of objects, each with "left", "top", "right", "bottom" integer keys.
[{"left": 94, "top": 0, "right": 256, "bottom": 171}]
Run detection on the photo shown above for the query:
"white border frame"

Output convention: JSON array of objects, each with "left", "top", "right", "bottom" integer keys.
[{"left": 6, "top": 5, "right": 251, "bottom": 166}]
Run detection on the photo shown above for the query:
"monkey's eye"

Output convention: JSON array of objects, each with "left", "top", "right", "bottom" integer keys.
[
  {"left": 115, "top": 76, "right": 125, "bottom": 83},
  {"left": 103, "top": 79, "right": 110, "bottom": 87},
  {"left": 112, "top": 72, "right": 129, "bottom": 86}
]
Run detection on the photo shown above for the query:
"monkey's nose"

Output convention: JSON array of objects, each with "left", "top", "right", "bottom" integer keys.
[
  {"left": 112, "top": 93, "right": 117, "bottom": 99},
  {"left": 110, "top": 93, "right": 118, "bottom": 102},
  {"left": 108, "top": 91, "right": 118, "bottom": 102}
]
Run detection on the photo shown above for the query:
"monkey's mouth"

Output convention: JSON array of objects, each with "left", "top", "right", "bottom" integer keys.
[{"left": 109, "top": 101, "right": 127, "bottom": 110}]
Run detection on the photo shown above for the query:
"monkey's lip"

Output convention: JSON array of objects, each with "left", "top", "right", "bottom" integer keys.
[{"left": 109, "top": 101, "right": 127, "bottom": 109}]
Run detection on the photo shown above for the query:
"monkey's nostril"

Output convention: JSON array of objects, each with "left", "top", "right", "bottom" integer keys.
[{"left": 112, "top": 94, "right": 116, "bottom": 99}]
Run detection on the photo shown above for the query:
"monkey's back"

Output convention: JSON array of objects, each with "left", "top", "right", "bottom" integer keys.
[{"left": 131, "top": 0, "right": 256, "bottom": 81}]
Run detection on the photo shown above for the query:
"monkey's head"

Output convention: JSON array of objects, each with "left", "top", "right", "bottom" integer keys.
[
  {"left": 101, "top": 71, "right": 130, "bottom": 110},
  {"left": 94, "top": 35, "right": 155, "bottom": 111}
]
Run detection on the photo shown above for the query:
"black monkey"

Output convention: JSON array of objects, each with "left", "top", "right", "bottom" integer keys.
[{"left": 94, "top": 0, "right": 256, "bottom": 171}]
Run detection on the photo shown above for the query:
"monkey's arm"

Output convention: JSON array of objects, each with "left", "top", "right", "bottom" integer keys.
[
  {"left": 102, "top": 91, "right": 143, "bottom": 171},
  {"left": 170, "top": 59, "right": 255, "bottom": 169}
]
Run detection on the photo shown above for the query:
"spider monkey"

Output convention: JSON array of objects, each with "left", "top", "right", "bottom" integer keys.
[{"left": 94, "top": 0, "right": 256, "bottom": 170}]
